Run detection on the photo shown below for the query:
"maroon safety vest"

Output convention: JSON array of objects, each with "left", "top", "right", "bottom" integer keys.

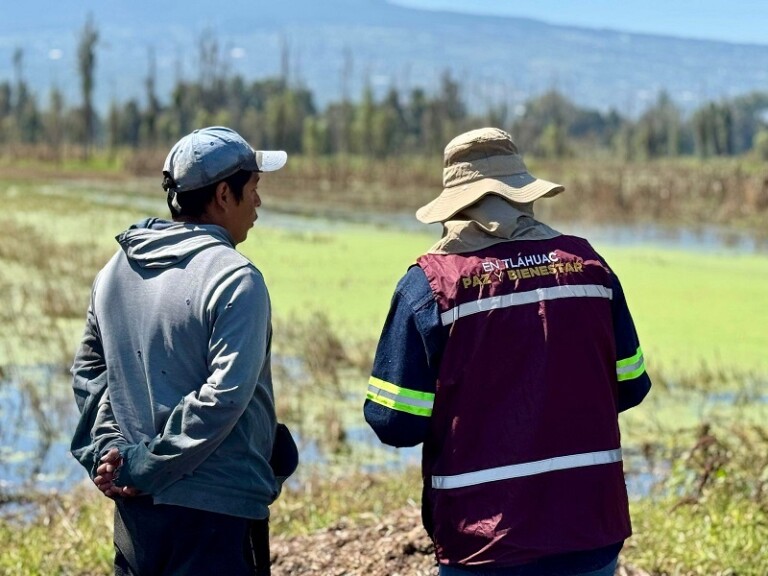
[{"left": 417, "top": 235, "right": 631, "bottom": 567}]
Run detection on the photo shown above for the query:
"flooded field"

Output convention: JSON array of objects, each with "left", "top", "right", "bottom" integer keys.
[
  {"left": 3, "top": 345, "right": 765, "bottom": 507},
  {"left": 0, "top": 366, "right": 84, "bottom": 502},
  {"left": 1, "top": 186, "right": 767, "bottom": 506}
]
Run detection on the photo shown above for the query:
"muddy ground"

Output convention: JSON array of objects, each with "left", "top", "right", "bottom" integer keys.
[{"left": 271, "top": 506, "right": 650, "bottom": 576}]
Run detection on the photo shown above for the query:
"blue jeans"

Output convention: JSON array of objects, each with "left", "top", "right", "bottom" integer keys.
[{"left": 438, "top": 556, "right": 618, "bottom": 576}]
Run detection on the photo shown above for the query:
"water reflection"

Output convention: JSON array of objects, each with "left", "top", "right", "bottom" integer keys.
[
  {"left": 556, "top": 220, "right": 768, "bottom": 254},
  {"left": 259, "top": 209, "right": 768, "bottom": 254},
  {"left": 0, "top": 365, "right": 87, "bottom": 502}
]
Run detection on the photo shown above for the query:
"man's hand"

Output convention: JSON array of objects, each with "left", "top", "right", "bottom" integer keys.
[{"left": 94, "top": 447, "right": 141, "bottom": 498}]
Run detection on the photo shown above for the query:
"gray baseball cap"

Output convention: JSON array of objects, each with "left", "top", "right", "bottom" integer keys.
[{"left": 162, "top": 126, "right": 287, "bottom": 193}]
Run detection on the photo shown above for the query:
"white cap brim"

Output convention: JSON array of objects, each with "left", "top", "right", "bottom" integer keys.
[{"left": 256, "top": 150, "right": 288, "bottom": 172}]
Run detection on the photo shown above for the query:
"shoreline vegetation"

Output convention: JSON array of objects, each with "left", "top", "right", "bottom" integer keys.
[
  {"left": 1, "top": 155, "right": 767, "bottom": 574},
  {"left": 2, "top": 151, "right": 768, "bottom": 235}
]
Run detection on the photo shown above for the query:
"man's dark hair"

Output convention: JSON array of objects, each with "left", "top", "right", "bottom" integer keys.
[{"left": 165, "top": 169, "right": 252, "bottom": 219}]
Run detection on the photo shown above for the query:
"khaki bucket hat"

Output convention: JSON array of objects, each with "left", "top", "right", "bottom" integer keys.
[{"left": 416, "top": 127, "right": 564, "bottom": 224}]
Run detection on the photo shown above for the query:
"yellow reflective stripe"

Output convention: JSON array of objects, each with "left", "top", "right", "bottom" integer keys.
[
  {"left": 616, "top": 346, "right": 645, "bottom": 381},
  {"left": 616, "top": 346, "right": 643, "bottom": 368},
  {"left": 369, "top": 377, "right": 434, "bottom": 401},
  {"left": 365, "top": 390, "right": 433, "bottom": 417},
  {"left": 367, "top": 376, "right": 434, "bottom": 417}
]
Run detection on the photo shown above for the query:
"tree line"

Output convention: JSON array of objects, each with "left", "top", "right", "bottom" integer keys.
[{"left": 2, "top": 17, "right": 768, "bottom": 161}]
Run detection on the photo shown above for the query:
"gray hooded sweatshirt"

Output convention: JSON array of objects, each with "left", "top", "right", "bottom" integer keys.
[{"left": 71, "top": 218, "right": 277, "bottom": 520}]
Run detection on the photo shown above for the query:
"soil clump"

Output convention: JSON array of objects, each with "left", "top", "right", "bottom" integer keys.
[{"left": 271, "top": 506, "right": 650, "bottom": 576}]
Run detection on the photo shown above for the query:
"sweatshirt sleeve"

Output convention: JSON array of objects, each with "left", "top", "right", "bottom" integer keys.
[
  {"left": 611, "top": 273, "right": 652, "bottom": 412},
  {"left": 364, "top": 265, "right": 446, "bottom": 447},
  {"left": 115, "top": 267, "right": 273, "bottom": 494},
  {"left": 71, "top": 289, "right": 106, "bottom": 414},
  {"left": 70, "top": 281, "right": 125, "bottom": 477}
]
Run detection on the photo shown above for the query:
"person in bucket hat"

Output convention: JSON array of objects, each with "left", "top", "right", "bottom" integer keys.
[
  {"left": 71, "top": 126, "right": 296, "bottom": 576},
  {"left": 365, "top": 127, "right": 651, "bottom": 575}
]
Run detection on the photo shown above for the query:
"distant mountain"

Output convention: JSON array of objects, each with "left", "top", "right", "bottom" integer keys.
[{"left": 1, "top": 0, "right": 767, "bottom": 116}]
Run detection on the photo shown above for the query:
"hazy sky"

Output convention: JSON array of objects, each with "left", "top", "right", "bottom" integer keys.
[{"left": 391, "top": 0, "right": 768, "bottom": 46}]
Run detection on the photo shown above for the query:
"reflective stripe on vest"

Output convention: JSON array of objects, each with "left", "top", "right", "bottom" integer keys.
[
  {"left": 617, "top": 346, "right": 645, "bottom": 381},
  {"left": 367, "top": 376, "right": 435, "bottom": 417},
  {"left": 431, "top": 448, "right": 623, "bottom": 490},
  {"left": 440, "top": 284, "right": 613, "bottom": 326}
]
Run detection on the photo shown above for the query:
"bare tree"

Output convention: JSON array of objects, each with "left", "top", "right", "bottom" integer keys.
[
  {"left": 12, "top": 47, "right": 30, "bottom": 116},
  {"left": 12, "top": 48, "right": 23, "bottom": 95},
  {"left": 143, "top": 47, "right": 160, "bottom": 145},
  {"left": 77, "top": 14, "right": 99, "bottom": 159},
  {"left": 44, "top": 87, "right": 65, "bottom": 159},
  {"left": 197, "top": 30, "right": 228, "bottom": 112}
]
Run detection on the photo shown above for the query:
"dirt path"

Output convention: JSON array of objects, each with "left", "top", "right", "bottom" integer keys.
[{"left": 271, "top": 506, "right": 650, "bottom": 576}]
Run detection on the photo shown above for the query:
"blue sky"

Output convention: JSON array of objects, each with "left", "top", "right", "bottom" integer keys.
[{"left": 391, "top": 0, "right": 768, "bottom": 46}]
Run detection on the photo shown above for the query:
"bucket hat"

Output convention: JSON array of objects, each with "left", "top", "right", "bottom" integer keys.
[
  {"left": 163, "top": 126, "right": 287, "bottom": 193},
  {"left": 416, "top": 127, "right": 564, "bottom": 224}
]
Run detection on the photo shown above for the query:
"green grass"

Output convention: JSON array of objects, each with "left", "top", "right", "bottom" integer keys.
[
  {"left": 0, "top": 489, "right": 114, "bottom": 575},
  {"left": 245, "top": 221, "right": 434, "bottom": 343},
  {"left": 600, "top": 246, "right": 768, "bottom": 377},
  {"left": 628, "top": 496, "right": 768, "bottom": 575},
  {"left": 0, "top": 149, "right": 131, "bottom": 173},
  {"left": 625, "top": 421, "right": 768, "bottom": 575}
]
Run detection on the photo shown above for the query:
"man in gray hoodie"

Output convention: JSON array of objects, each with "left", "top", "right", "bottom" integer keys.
[{"left": 71, "top": 126, "right": 291, "bottom": 575}]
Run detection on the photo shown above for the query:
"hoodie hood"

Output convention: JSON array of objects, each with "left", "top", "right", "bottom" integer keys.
[{"left": 116, "top": 218, "right": 235, "bottom": 269}]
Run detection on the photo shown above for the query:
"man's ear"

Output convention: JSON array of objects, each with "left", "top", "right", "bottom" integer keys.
[{"left": 213, "top": 181, "right": 232, "bottom": 212}]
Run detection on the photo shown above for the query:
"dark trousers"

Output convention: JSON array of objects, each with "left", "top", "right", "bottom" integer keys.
[{"left": 114, "top": 496, "right": 270, "bottom": 576}]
